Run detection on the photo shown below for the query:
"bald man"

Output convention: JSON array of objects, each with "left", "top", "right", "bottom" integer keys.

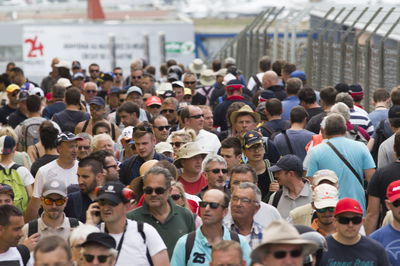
[{"left": 262, "top": 71, "right": 287, "bottom": 101}]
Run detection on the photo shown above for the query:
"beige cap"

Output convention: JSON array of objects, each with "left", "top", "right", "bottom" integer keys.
[
  {"left": 199, "top": 69, "right": 216, "bottom": 86},
  {"left": 155, "top": 142, "right": 173, "bottom": 154},
  {"left": 313, "top": 184, "right": 339, "bottom": 209},
  {"left": 312, "top": 169, "right": 338, "bottom": 186},
  {"left": 173, "top": 142, "right": 208, "bottom": 168}
]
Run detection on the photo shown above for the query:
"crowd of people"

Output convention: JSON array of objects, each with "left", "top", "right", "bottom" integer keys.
[{"left": 0, "top": 55, "right": 398, "bottom": 265}]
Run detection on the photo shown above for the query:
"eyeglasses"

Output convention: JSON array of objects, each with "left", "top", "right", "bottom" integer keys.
[
  {"left": 171, "top": 194, "right": 182, "bottom": 200},
  {"left": 149, "top": 105, "right": 161, "bottom": 109},
  {"left": 42, "top": 197, "right": 66, "bottom": 206},
  {"left": 199, "top": 201, "right": 226, "bottom": 209},
  {"left": 104, "top": 164, "right": 118, "bottom": 170},
  {"left": 184, "top": 81, "right": 196, "bottom": 85},
  {"left": 89, "top": 69, "right": 99, "bottom": 73},
  {"left": 132, "top": 75, "right": 142, "bottom": 79},
  {"left": 231, "top": 196, "right": 257, "bottom": 204},
  {"left": 143, "top": 187, "right": 167, "bottom": 195},
  {"left": 85, "top": 90, "right": 97, "bottom": 94},
  {"left": 336, "top": 216, "right": 362, "bottom": 225},
  {"left": 78, "top": 145, "right": 91, "bottom": 150},
  {"left": 171, "top": 141, "right": 185, "bottom": 148},
  {"left": 316, "top": 207, "right": 335, "bottom": 213},
  {"left": 114, "top": 73, "right": 123, "bottom": 76},
  {"left": 391, "top": 200, "right": 400, "bottom": 207},
  {"left": 83, "top": 254, "right": 112, "bottom": 263},
  {"left": 189, "top": 114, "right": 204, "bottom": 119},
  {"left": 156, "top": 125, "right": 171, "bottom": 131},
  {"left": 272, "top": 249, "right": 303, "bottom": 259},
  {"left": 161, "top": 109, "right": 175, "bottom": 114},
  {"left": 97, "top": 199, "right": 118, "bottom": 207},
  {"left": 207, "top": 168, "right": 228, "bottom": 174}
]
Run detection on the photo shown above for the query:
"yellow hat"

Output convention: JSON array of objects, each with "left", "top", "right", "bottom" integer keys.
[
  {"left": 6, "top": 84, "right": 20, "bottom": 93},
  {"left": 184, "top": 88, "right": 192, "bottom": 96}
]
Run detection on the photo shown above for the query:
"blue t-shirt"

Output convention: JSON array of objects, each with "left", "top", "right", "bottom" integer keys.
[
  {"left": 320, "top": 235, "right": 390, "bottom": 265},
  {"left": 306, "top": 137, "right": 376, "bottom": 212},
  {"left": 273, "top": 129, "right": 315, "bottom": 161},
  {"left": 368, "top": 109, "right": 388, "bottom": 129},
  {"left": 281, "top": 95, "right": 300, "bottom": 121},
  {"left": 170, "top": 225, "right": 251, "bottom": 266},
  {"left": 370, "top": 223, "right": 400, "bottom": 266}
]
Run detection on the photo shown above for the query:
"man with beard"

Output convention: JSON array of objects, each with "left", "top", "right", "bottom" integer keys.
[
  {"left": 21, "top": 179, "right": 80, "bottom": 243},
  {"left": 64, "top": 157, "right": 106, "bottom": 222}
]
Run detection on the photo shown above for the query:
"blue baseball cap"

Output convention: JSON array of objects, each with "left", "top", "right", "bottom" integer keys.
[
  {"left": 89, "top": 96, "right": 105, "bottom": 106},
  {"left": 269, "top": 154, "right": 303, "bottom": 172},
  {"left": 109, "top": 87, "right": 122, "bottom": 95},
  {"left": 0, "top": 136, "right": 16, "bottom": 155},
  {"left": 289, "top": 71, "right": 306, "bottom": 82}
]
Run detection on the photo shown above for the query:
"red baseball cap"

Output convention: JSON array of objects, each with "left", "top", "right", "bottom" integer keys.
[
  {"left": 387, "top": 180, "right": 400, "bottom": 203},
  {"left": 146, "top": 96, "right": 162, "bottom": 106},
  {"left": 334, "top": 198, "right": 363, "bottom": 216}
]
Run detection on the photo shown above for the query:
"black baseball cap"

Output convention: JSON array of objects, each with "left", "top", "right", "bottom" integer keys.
[
  {"left": 269, "top": 154, "right": 303, "bottom": 172},
  {"left": 57, "top": 132, "right": 83, "bottom": 145},
  {"left": 96, "top": 181, "right": 127, "bottom": 205},
  {"left": 81, "top": 232, "right": 116, "bottom": 249},
  {"left": 389, "top": 105, "right": 400, "bottom": 119},
  {"left": 242, "top": 130, "right": 264, "bottom": 149}
]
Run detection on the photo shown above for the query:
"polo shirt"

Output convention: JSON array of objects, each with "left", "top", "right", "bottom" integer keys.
[
  {"left": 64, "top": 191, "right": 94, "bottom": 223},
  {"left": 170, "top": 225, "right": 251, "bottom": 266},
  {"left": 281, "top": 95, "right": 300, "bottom": 121},
  {"left": 268, "top": 181, "right": 312, "bottom": 219},
  {"left": 126, "top": 197, "right": 195, "bottom": 258}
]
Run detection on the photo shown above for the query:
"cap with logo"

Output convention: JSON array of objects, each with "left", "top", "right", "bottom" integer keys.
[
  {"left": 96, "top": 181, "right": 130, "bottom": 205},
  {"left": 121, "top": 126, "right": 134, "bottom": 141},
  {"left": 312, "top": 169, "right": 338, "bottom": 186},
  {"left": 100, "top": 72, "right": 114, "bottom": 82},
  {"left": 0, "top": 183, "right": 14, "bottom": 199},
  {"left": 269, "top": 154, "right": 303, "bottom": 173},
  {"left": 242, "top": 130, "right": 264, "bottom": 149},
  {"left": 57, "top": 132, "right": 83, "bottom": 145},
  {"left": 387, "top": 180, "right": 400, "bottom": 203},
  {"left": 89, "top": 96, "right": 106, "bottom": 107},
  {"left": 334, "top": 197, "right": 363, "bottom": 216},
  {"left": 42, "top": 179, "right": 67, "bottom": 197},
  {"left": 0, "top": 136, "right": 16, "bottom": 155},
  {"left": 162, "top": 90, "right": 175, "bottom": 98},
  {"left": 127, "top": 86, "right": 143, "bottom": 96},
  {"left": 146, "top": 96, "right": 162, "bottom": 106},
  {"left": 313, "top": 184, "right": 339, "bottom": 209},
  {"left": 82, "top": 232, "right": 116, "bottom": 249}
]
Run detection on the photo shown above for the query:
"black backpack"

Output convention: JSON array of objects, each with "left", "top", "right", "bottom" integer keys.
[
  {"left": 371, "top": 120, "right": 389, "bottom": 163},
  {"left": 251, "top": 74, "right": 262, "bottom": 94}
]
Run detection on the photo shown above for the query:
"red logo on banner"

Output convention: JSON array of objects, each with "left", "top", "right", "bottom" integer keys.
[{"left": 25, "top": 36, "right": 44, "bottom": 58}]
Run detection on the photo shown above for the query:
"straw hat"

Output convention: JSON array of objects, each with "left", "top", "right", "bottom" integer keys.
[
  {"left": 173, "top": 142, "right": 208, "bottom": 168},
  {"left": 189, "top": 58, "right": 206, "bottom": 74},
  {"left": 199, "top": 69, "right": 216, "bottom": 86},
  {"left": 230, "top": 105, "right": 260, "bottom": 126},
  {"left": 253, "top": 220, "right": 318, "bottom": 257}
]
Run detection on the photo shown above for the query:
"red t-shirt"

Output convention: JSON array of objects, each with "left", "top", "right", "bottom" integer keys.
[{"left": 178, "top": 173, "right": 208, "bottom": 195}]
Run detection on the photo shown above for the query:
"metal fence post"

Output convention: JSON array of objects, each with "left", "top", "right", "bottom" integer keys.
[
  {"left": 109, "top": 34, "right": 116, "bottom": 70},
  {"left": 143, "top": 33, "right": 150, "bottom": 64},
  {"left": 159, "top": 32, "right": 166, "bottom": 64},
  {"left": 262, "top": 7, "right": 285, "bottom": 59}
]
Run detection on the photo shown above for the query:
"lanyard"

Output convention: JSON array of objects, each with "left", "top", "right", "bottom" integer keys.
[{"left": 105, "top": 221, "right": 127, "bottom": 263}]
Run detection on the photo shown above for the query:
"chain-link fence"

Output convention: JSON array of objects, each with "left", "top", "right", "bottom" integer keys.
[{"left": 214, "top": 7, "right": 400, "bottom": 111}]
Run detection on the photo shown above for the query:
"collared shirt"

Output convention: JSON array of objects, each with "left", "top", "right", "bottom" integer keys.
[
  {"left": 269, "top": 181, "right": 313, "bottom": 219},
  {"left": 225, "top": 220, "right": 264, "bottom": 248},
  {"left": 20, "top": 213, "right": 80, "bottom": 243},
  {"left": 170, "top": 225, "right": 251, "bottom": 266},
  {"left": 127, "top": 197, "right": 195, "bottom": 258}
]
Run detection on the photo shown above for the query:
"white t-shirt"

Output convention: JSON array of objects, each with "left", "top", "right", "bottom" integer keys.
[
  {"left": 101, "top": 220, "right": 166, "bottom": 266},
  {"left": 0, "top": 162, "right": 34, "bottom": 187},
  {"left": 32, "top": 160, "right": 78, "bottom": 198},
  {"left": 0, "top": 247, "right": 32, "bottom": 266}
]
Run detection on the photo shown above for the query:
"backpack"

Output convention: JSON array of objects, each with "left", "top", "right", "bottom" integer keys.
[
  {"left": 137, "top": 220, "right": 153, "bottom": 266},
  {"left": 251, "top": 74, "right": 262, "bottom": 94},
  {"left": 346, "top": 125, "right": 368, "bottom": 145},
  {"left": 0, "top": 164, "right": 28, "bottom": 211},
  {"left": 259, "top": 122, "right": 289, "bottom": 141},
  {"left": 20, "top": 120, "right": 41, "bottom": 151},
  {"left": 185, "top": 230, "right": 240, "bottom": 265},
  {"left": 271, "top": 189, "right": 283, "bottom": 208},
  {"left": 371, "top": 120, "right": 389, "bottom": 163},
  {"left": 16, "top": 245, "right": 30, "bottom": 266},
  {"left": 27, "top": 217, "right": 79, "bottom": 237}
]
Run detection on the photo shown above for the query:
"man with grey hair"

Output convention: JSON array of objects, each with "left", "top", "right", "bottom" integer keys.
[
  {"left": 197, "top": 154, "right": 230, "bottom": 199},
  {"left": 224, "top": 182, "right": 266, "bottom": 248},
  {"left": 281, "top": 77, "right": 302, "bottom": 121},
  {"left": 127, "top": 166, "right": 195, "bottom": 258},
  {"left": 306, "top": 113, "right": 376, "bottom": 213},
  {"left": 77, "top": 132, "right": 93, "bottom": 161},
  {"left": 91, "top": 133, "right": 114, "bottom": 154},
  {"left": 82, "top": 82, "right": 98, "bottom": 112}
]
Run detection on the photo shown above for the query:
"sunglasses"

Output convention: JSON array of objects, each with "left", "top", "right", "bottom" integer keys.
[
  {"left": 392, "top": 200, "right": 400, "bottom": 207},
  {"left": 161, "top": 109, "right": 175, "bottom": 114},
  {"left": 119, "top": 99, "right": 125, "bottom": 103},
  {"left": 85, "top": 90, "right": 97, "bottom": 94},
  {"left": 132, "top": 75, "right": 142, "bottom": 79},
  {"left": 143, "top": 187, "right": 167, "bottom": 195},
  {"left": 171, "top": 141, "right": 185, "bottom": 148},
  {"left": 89, "top": 69, "right": 99, "bottom": 73},
  {"left": 83, "top": 254, "right": 111, "bottom": 263},
  {"left": 336, "top": 216, "right": 362, "bottom": 225},
  {"left": 78, "top": 145, "right": 90, "bottom": 150},
  {"left": 316, "top": 207, "right": 335, "bottom": 213},
  {"left": 171, "top": 194, "right": 182, "bottom": 200},
  {"left": 199, "top": 201, "right": 225, "bottom": 209},
  {"left": 207, "top": 168, "right": 228, "bottom": 174},
  {"left": 273, "top": 249, "right": 303, "bottom": 259},
  {"left": 97, "top": 199, "right": 118, "bottom": 207},
  {"left": 190, "top": 114, "right": 204, "bottom": 119},
  {"left": 156, "top": 125, "right": 171, "bottom": 131},
  {"left": 149, "top": 105, "right": 161, "bottom": 109},
  {"left": 184, "top": 81, "right": 196, "bottom": 85},
  {"left": 42, "top": 197, "right": 66, "bottom": 206},
  {"left": 114, "top": 73, "right": 123, "bottom": 76}
]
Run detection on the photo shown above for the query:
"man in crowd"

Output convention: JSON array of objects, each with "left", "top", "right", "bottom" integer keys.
[
  {"left": 160, "top": 97, "right": 179, "bottom": 129},
  {"left": 79, "top": 232, "right": 116, "bottom": 266},
  {"left": 127, "top": 167, "right": 195, "bottom": 258},
  {"left": 0, "top": 84, "right": 19, "bottom": 126},
  {"left": 262, "top": 70, "right": 286, "bottom": 101},
  {"left": 171, "top": 189, "right": 251, "bottom": 265},
  {"left": 258, "top": 98, "right": 290, "bottom": 138},
  {"left": 76, "top": 133, "right": 93, "bottom": 161},
  {"left": 320, "top": 198, "right": 390, "bottom": 265},
  {"left": 219, "top": 137, "right": 242, "bottom": 173},
  {"left": 34, "top": 235, "right": 73, "bottom": 266},
  {"left": 152, "top": 115, "right": 170, "bottom": 143},
  {"left": 281, "top": 77, "right": 302, "bottom": 121},
  {"left": 298, "top": 87, "right": 323, "bottom": 119},
  {"left": 210, "top": 240, "right": 246, "bottom": 266}
]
